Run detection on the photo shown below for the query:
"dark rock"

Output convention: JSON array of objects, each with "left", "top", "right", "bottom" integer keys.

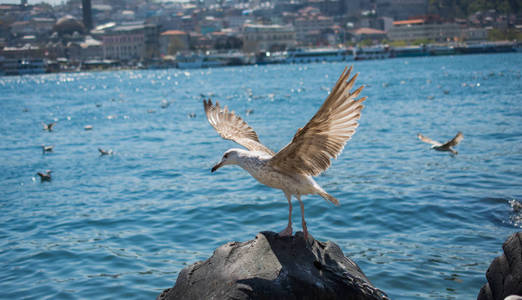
[
  {"left": 158, "top": 231, "right": 388, "bottom": 300},
  {"left": 477, "top": 232, "right": 522, "bottom": 300}
]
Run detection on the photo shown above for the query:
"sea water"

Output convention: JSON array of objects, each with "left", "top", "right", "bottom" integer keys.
[{"left": 1, "top": 53, "right": 521, "bottom": 299}]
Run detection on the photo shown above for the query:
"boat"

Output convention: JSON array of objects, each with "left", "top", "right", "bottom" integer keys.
[
  {"left": 176, "top": 52, "right": 228, "bottom": 69},
  {"left": 255, "top": 51, "right": 288, "bottom": 65},
  {"left": 1, "top": 58, "right": 46, "bottom": 76},
  {"left": 455, "top": 42, "right": 516, "bottom": 54},
  {"left": 354, "top": 45, "right": 390, "bottom": 60},
  {"left": 211, "top": 51, "right": 254, "bottom": 66},
  {"left": 284, "top": 48, "right": 353, "bottom": 64},
  {"left": 427, "top": 44, "right": 456, "bottom": 56},
  {"left": 390, "top": 45, "right": 428, "bottom": 58}
]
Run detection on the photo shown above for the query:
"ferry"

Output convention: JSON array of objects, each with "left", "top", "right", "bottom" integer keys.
[
  {"left": 1, "top": 59, "right": 46, "bottom": 76},
  {"left": 390, "top": 45, "right": 428, "bottom": 58},
  {"left": 455, "top": 41, "right": 516, "bottom": 54},
  {"left": 427, "top": 44, "right": 456, "bottom": 56},
  {"left": 175, "top": 53, "right": 223, "bottom": 69},
  {"left": 354, "top": 45, "right": 390, "bottom": 60},
  {"left": 176, "top": 51, "right": 252, "bottom": 69},
  {"left": 284, "top": 48, "right": 353, "bottom": 64},
  {"left": 255, "top": 51, "right": 287, "bottom": 65}
]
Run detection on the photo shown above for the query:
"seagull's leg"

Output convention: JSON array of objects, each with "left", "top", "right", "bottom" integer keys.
[
  {"left": 278, "top": 192, "right": 293, "bottom": 237},
  {"left": 297, "top": 195, "right": 308, "bottom": 240},
  {"left": 450, "top": 147, "right": 458, "bottom": 155}
]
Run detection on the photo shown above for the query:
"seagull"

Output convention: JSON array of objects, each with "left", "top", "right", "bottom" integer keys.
[
  {"left": 161, "top": 99, "right": 170, "bottom": 109},
  {"left": 42, "top": 122, "right": 55, "bottom": 131},
  {"left": 204, "top": 66, "right": 366, "bottom": 240},
  {"left": 41, "top": 145, "right": 54, "bottom": 153},
  {"left": 98, "top": 148, "right": 113, "bottom": 156},
  {"left": 417, "top": 132, "right": 463, "bottom": 155},
  {"left": 36, "top": 170, "right": 52, "bottom": 182}
]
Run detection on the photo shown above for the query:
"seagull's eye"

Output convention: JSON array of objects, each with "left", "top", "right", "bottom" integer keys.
[{"left": 224, "top": 154, "right": 229, "bottom": 159}]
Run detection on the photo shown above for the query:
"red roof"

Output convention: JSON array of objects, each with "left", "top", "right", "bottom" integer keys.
[
  {"left": 393, "top": 19, "right": 425, "bottom": 25},
  {"left": 161, "top": 30, "right": 186, "bottom": 36},
  {"left": 351, "top": 27, "right": 386, "bottom": 35}
]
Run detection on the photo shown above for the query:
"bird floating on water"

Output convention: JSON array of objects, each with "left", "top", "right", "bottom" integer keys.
[
  {"left": 98, "top": 148, "right": 113, "bottom": 156},
  {"left": 42, "top": 122, "right": 55, "bottom": 131},
  {"left": 417, "top": 132, "right": 463, "bottom": 155},
  {"left": 37, "top": 170, "right": 52, "bottom": 182},
  {"left": 161, "top": 99, "right": 170, "bottom": 109},
  {"left": 204, "top": 66, "right": 366, "bottom": 240},
  {"left": 41, "top": 145, "right": 54, "bottom": 153}
]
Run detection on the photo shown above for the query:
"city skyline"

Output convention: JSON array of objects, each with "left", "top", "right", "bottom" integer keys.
[{"left": 0, "top": 0, "right": 185, "bottom": 5}]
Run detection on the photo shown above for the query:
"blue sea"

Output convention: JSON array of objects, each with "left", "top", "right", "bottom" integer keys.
[{"left": 1, "top": 53, "right": 521, "bottom": 299}]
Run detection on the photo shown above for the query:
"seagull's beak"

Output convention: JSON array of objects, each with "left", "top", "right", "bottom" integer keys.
[{"left": 211, "top": 161, "right": 223, "bottom": 173}]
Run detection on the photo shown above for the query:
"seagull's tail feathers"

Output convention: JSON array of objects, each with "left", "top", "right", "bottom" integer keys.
[{"left": 318, "top": 191, "right": 339, "bottom": 206}]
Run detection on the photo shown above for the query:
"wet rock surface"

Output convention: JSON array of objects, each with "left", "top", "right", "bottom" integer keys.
[
  {"left": 158, "top": 231, "right": 388, "bottom": 300},
  {"left": 477, "top": 232, "right": 522, "bottom": 300}
]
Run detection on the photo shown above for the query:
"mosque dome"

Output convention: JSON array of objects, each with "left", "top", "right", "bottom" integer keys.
[{"left": 53, "top": 15, "right": 86, "bottom": 36}]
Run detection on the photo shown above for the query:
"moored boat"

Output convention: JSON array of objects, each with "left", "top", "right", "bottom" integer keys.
[
  {"left": 354, "top": 45, "right": 390, "bottom": 60},
  {"left": 1, "top": 58, "right": 46, "bottom": 76},
  {"left": 285, "top": 48, "right": 353, "bottom": 64}
]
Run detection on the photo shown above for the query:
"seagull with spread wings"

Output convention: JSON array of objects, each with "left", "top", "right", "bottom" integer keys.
[
  {"left": 204, "top": 66, "right": 366, "bottom": 240},
  {"left": 417, "top": 132, "right": 463, "bottom": 155}
]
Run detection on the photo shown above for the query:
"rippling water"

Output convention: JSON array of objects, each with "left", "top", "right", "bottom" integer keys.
[{"left": 1, "top": 53, "right": 521, "bottom": 299}]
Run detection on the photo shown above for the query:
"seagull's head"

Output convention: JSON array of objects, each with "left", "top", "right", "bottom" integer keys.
[{"left": 211, "top": 148, "right": 244, "bottom": 172}]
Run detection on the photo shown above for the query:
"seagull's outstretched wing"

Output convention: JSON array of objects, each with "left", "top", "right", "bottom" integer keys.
[
  {"left": 441, "top": 132, "right": 463, "bottom": 148},
  {"left": 417, "top": 133, "right": 441, "bottom": 146},
  {"left": 268, "top": 66, "right": 366, "bottom": 177},
  {"left": 204, "top": 99, "right": 275, "bottom": 155}
]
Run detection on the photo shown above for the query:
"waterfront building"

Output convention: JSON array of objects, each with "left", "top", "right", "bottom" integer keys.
[
  {"left": 79, "top": 36, "right": 103, "bottom": 59},
  {"left": 388, "top": 19, "right": 461, "bottom": 42},
  {"left": 242, "top": 24, "right": 296, "bottom": 53},
  {"left": 159, "top": 30, "right": 189, "bottom": 56},
  {"left": 101, "top": 23, "right": 159, "bottom": 61},
  {"left": 461, "top": 27, "right": 488, "bottom": 41}
]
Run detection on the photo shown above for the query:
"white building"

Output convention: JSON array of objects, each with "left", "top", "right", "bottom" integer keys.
[
  {"left": 100, "top": 23, "right": 159, "bottom": 61},
  {"left": 242, "top": 24, "right": 296, "bottom": 53},
  {"left": 102, "top": 24, "right": 146, "bottom": 60}
]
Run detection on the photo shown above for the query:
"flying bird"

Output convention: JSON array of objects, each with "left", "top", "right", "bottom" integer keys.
[
  {"left": 42, "top": 122, "right": 55, "bottom": 131},
  {"left": 36, "top": 170, "right": 52, "bottom": 182},
  {"left": 204, "top": 66, "right": 366, "bottom": 240},
  {"left": 417, "top": 132, "right": 463, "bottom": 155}
]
